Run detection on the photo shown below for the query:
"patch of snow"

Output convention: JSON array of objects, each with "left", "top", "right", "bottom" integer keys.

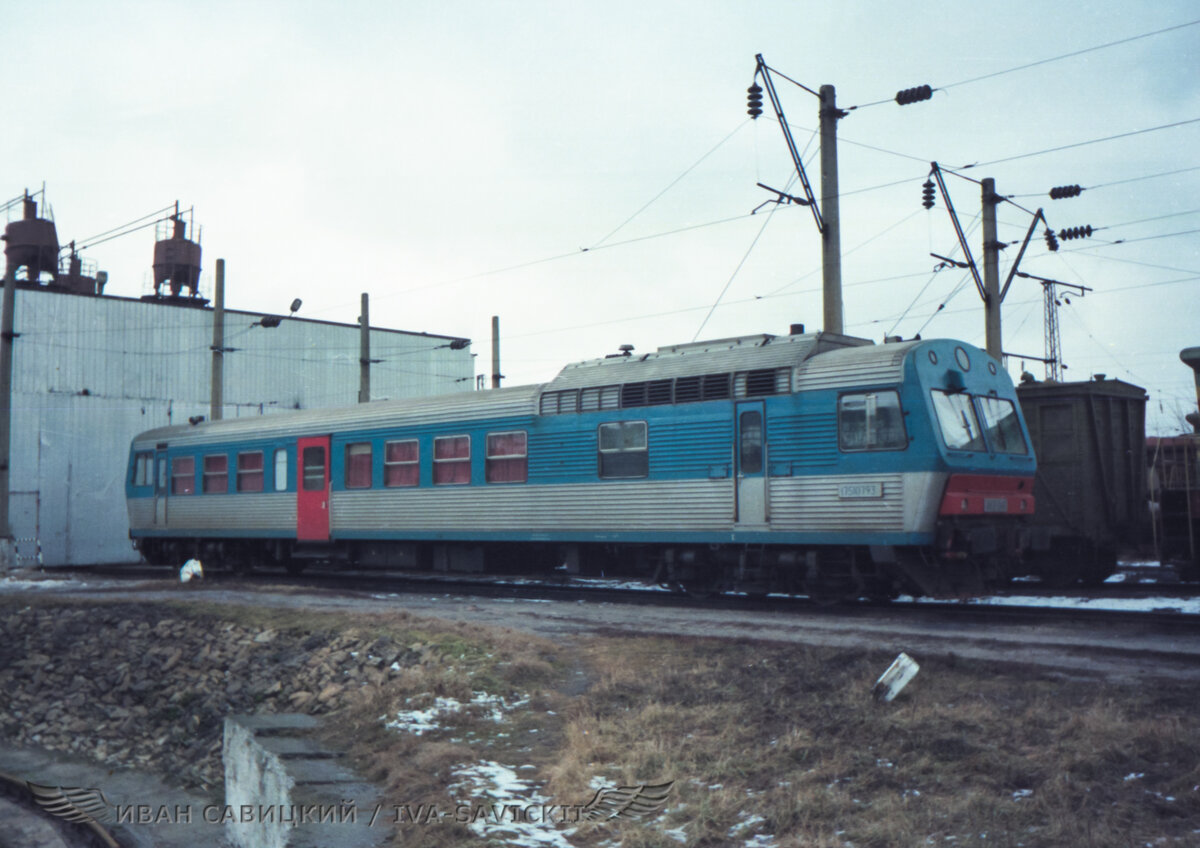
[
  {"left": 384, "top": 696, "right": 464, "bottom": 735},
  {"left": 663, "top": 825, "right": 689, "bottom": 843},
  {"left": 897, "top": 593, "right": 1200, "bottom": 615},
  {"left": 0, "top": 575, "right": 73, "bottom": 591},
  {"left": 448, "top": 760, "right": 577, "bottom": 848},
  {"left": 385, "top": 690, "right": 530, "bottom": 735},
  {"left": 1123, "top": 772, "right": 1145, "bottom": 782},
  {"left": 1011, "top": 789, "right": 1033, "bottom": 800},
  {"left": 729, "top": 813, "right": 772, "bottom": 844}
]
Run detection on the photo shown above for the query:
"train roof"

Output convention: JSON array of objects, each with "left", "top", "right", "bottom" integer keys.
[
  {"left": 546, "top": 331, "right": 873, "bottom": 391},
  {"left": 132, "top": 332, "right": 954, "bottom": 450},
  {"left": 132, "top": 384, "right": 542, "bottom": 448}
]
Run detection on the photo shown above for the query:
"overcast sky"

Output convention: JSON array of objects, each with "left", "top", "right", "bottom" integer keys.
[{"left": 5, "top": 1, "right": 1199, "bottom": 433}]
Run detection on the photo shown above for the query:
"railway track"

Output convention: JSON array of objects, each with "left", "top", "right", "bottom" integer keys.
[
  {"left": 14, "top": 561, "right": 1200, "bottom": 685},
  {"left": 52, "top": 563, "right": 1200, "bottom": 632}
]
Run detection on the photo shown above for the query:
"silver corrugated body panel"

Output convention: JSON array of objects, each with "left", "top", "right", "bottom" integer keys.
[
  {"left": 330, "top": 479, "right": 734, "bottom": 533},
  {"left": 129, "top": 494, "right": 295, "bottom": 533},
  {"left": 769, "top": 474, "right": 907, "bottom": 532},
  {"left": 133, "top": 386, "right": 540, "bottom": 450},
  {"left": 544, "top": 332, "right": 871, "bottom": 392},
  {"left": 135, "top": 472, "right": 947, "bottom": 539},
  {"left": 902, "top": 472, "right": 949, "bottom": 534},
  {"left": 793, "top": 341, "right": 919, "bottom": 392},
  {"left": 10, "top": 287, "right": 472, "bottom": 564},
  {"left": 127, "top": 499, "right": 154, "bottom": 530}
]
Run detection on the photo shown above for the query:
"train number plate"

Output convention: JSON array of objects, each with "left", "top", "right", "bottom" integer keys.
[
  {"left": 983, "top": 497, "right": 1008, "bottom": 513},
  {"left": 839, "top": 482, "right": 883, "bottom": 499}
]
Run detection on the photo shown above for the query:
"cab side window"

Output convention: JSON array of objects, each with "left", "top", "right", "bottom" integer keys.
[{"left": 839, "top": 392, "right": 907, "bottom": 451}]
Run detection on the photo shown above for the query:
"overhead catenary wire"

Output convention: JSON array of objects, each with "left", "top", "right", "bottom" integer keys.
[
  {"left": 692, "top": 176, "right": 790, "bottom": 341},
  {"left": 943, "top": 18, "right": 1200, "bottom": 90},
  {"left": 969, "top": 118, "right": 1200, "bottom": 169},
  {"left": 846, "top": 18, "right": 1200, "bottom": 110},
  {"left": 591, "top": 120, "right": 751, "bottom": 248},
  {"left": 1009, "top": 165, "right": 1200, "bottom": 198}
]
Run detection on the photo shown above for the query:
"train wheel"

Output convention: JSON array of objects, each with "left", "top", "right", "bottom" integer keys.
[
  {"left": 227, "top": 555, "right": 253, "bottom": 576},
  {"left": 804, "top": 550, "right": 866, "bottom": 605},
  {"left": 668, "top": 550, "right": 723, "bottom": 598}
]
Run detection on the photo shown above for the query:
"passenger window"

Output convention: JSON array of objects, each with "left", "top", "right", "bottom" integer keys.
[
  {"left": 238, "top": 451, "right": 265, "bottom": 492},
  {"left": 931, "top": 391, "right": 986, "bottom": 452},
  {"left": 384, "top": 440, "right": 420, "bottom": 487},
  {"left": 598, "top": 421, "right": 648, "bottom": 479},
  {"left": 839, "top": 392, "right": 907, "bottom": 451},
  {"left": 433, "top": 436, "right": 471, "bottom": 485},
  {"left": 486, "top": 431, "right": 527, "bottom": 483},
  {"left": 171, "top": 457, "right": 195, "bottom": 495},
  {"left": 202, "top": 454, "right": 228, "bottom": 494},
  {"left": 345, "top": 443, "right": 373, "bottom": 489}
]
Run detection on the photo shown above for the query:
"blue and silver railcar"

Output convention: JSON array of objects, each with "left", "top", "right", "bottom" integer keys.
[{"left": 126, "top": 330, "right": 1036, "bottom": 597}]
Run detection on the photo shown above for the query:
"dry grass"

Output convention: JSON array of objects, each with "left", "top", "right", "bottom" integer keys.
[
  {"left": 533, "top": 637, "right": 1200, "bottom": 848},
  {"left": 11, "top": 594, "right": 1200, "bottom": 847}
]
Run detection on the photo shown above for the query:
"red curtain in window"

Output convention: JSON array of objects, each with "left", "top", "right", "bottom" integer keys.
[
  {"left": 486, "top": 432, "right": 527, "bottom": 483},
  {"left": 434, "top": 436, "right": 469, "bottom": 460},
  {"left": 172, "top": 457, "right": 195, "bottom": 495},
  {"left": 384, "top": 441, "right": 419, "bottom": 487},
  {"left": 434, "top": 436, "right": 470, "bottom": 485},
  {"left": 203, "top": 455, "right": 228, "bottom": 493},
  {"left": 434, "top": 460, "right": 471, "bottom": 484},
  {"left": 237, "top": 452, "right": 265, "bottom": 492},
  {"left": 345, "top": 444, "right": 373, "bottom": 489}
]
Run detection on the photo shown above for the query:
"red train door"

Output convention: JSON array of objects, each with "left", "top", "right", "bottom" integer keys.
[{"left": 296, "top": 436, "right": 330, "bottom": 541}]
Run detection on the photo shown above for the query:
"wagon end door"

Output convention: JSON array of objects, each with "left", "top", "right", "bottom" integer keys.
[
  {"left": 735, "top": 401, "right": 767, "bottom": 527},
  {"left": 296, "top": 436, "right": 331, "bottom": 541}
]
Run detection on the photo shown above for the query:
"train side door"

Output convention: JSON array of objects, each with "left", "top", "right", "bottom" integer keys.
[
  {"left": 296, "top": 436, "right": 331, "bottom": 541},
  {"left": 735, "top": 401, "right": 767, "bottom": 526},
  {"left": 153, "top": 449, "right": 168, "bottom": 525}
]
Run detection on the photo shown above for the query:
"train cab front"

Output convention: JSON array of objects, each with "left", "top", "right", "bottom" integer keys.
[{"left": 912, "top": 341, "right": 1037, "bottom": 592}]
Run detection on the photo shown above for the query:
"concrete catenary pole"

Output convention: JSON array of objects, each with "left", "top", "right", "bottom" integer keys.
[
  {"left": 981, "top": 178, "right": 1003, "bottom": 362},
  {"left": 358, "top": 292, "right": 371, "bottom": 404},
  {"left": 491, "top": 315, "right": 501, "bottom": 389},
  {"left": 819, "top": 84, "right": 843, "bottom": 336},
  {"left": 0, "top": 259, "right": 16, "bottom": 562},
  {"left": 210, "top": 258, "right": 225, "bottom": 421}
]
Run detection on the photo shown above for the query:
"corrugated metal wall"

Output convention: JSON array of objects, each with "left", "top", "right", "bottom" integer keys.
[{"left": 8, "top": 288, "right": 474, "bottom": 565}]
